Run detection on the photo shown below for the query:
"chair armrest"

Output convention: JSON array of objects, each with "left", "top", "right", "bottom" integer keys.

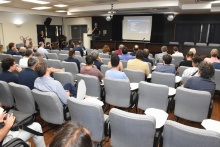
[
  {"left": 63, "top": 104, "right": 70, "bottom": 121},
  {"left": 2, "top": 138, "right": 29, "bottom": 147}
]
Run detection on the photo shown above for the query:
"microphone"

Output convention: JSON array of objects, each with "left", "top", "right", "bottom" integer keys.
[{"left": 143, "top": 38, "right": 145, "bottom": 42}]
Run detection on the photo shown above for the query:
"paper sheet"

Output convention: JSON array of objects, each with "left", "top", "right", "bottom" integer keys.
[{"left": 201, "top": 119, "right": 220, "bottom": 134}]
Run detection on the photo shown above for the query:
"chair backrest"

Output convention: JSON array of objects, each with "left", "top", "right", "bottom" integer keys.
[
  {"left": 47, "top": 59, "right": 62, "bottom": 69},
  {"left": 8, "top": 82, "right": 35, "bottom": 114},
  {"left": 208, "top": 43, "right": 220, "bottom": 47},
  {"left": 59, "top": 50, "right": 68, "bottom": 54},
  {"left": 58, "top": 54, "right": 68, "bottom": 61},
  {"left": 99, "top": 53, "right": 110, "bottom": 58},
  {"left": 32, "top": 89, "right": 65, "bottom": 124},
  {"left": 212, "top": 69, "right": 220, "bottom": 91},
  {"left": 123, "top": 68, "right": 145, "bottom": 83},
  {"left": 184, "top": 42, "right": 194, "bottom": 46},
  {"left": 47, "top": 53, "right": 59, "bottom": 60},
  {"left": 53, "top": 72, "right": 74, "bottom": 86},
  {"left": 163, "top": 120, "right": 220, "bottom": 147},
  {"left": 178, "top": 66, "right": 189, "bottom": 76},
  {"left": 138, "top": 81, "right": 169, "bottom": 111},
  {"left": 171, "top": 56, "right": 184, "bottom": 66},
  {"left": 109, "top": 108, "right": 156, "bottom": 147},
  {"left": 174, "top": 87, "right": 211, "bottom": 122},
  {"left": 67, "top": 98, "right": 105, "bottom": 142},
  {"left": 75, "top": 55, "right": 86, "bottom": 63},
  {"left": 102, "top": 58, "right": 110, "bottom": 65},
  {"left": 75, "top": 51, "right": 81, "bottom": 56},
  {"left": 86, "top": 49, "right": 93, "bottom": 55},
  {"left": 0, "top": 81, "right": 14, "bottom": 107},
  {"left": 104, "top": 78, "right": 131, "bottom": 107},
  {"left": 151, "top": 72, "right": 175, "bottom": 88},
  {"left": 100, "top": 64, "right": 111, "bottom": 76},
  {"left": 121, "top": 60, "right": 127, "bottom": 69},
  {"left": 0, "top": 54, "right": 12, "bottom": 61},
  {"left": 50, "top": 50, "right": 60, "bottom": 55},
  {"left": 62, "top": 61, "right": 78, "bottom": 79},
  {"left": 12, "top": 55, "right": 22, "bottom": 64},
  {"left": 196, "top": 42, "right": 207, "bottom": 46},
  {"left": 76, "top": 74, "right": 101, "bottom": 98},
  {"left": 169, "top": 42, "right": 179, "bottom": 45}
]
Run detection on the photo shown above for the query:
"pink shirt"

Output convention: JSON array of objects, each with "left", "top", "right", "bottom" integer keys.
[{"left": 204, "top": 57, "right": 220, "bottom": 63}]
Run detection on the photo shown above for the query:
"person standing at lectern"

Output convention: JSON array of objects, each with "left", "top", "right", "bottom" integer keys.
[
  {"left": 92, "top": 22, "right": 100, "bottom": 40},
  {"left": 38, "top": 31, "right": 45, "bottom": 44}
]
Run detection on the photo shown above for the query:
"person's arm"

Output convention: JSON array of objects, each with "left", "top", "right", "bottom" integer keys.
[
  {"left": 49, "top": 67, "right": 64, "bottom": 73},
  {"left": 0, "top": 114, "right": 15, "bottom": 142},
  {"left": 55, "top": 82, "right": 69, "bottom": 104},
  {"left": 145, "top": 64, "right": 150, "bottom": 76},
  {"left": 97, "top": 70, "right": 104, "bottom": 80}
]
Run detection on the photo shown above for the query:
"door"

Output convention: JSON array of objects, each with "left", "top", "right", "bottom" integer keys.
[{"left": 71, "top": 25, "right": 87, "bottom": 43}]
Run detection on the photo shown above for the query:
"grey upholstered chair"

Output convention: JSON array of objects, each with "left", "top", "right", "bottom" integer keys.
[
  {"left": 174, "top": 87, "right": 211, "bottom": 122},
  {"left": 196, "top": 42, "right": 207, "bottom": 46},
  {"left": 53, "top": 72, "right": 75, "bottom": 86},
  {"left": 67, "top": 98, "right": 108, "bottom": 144},
  {"left": 75, "top": 51, "right": 81, "bottom": 56},
  {"left": 62, "top": 61, "right": 79, "bottom": 79},
  {"left": 47, "top": 59, "right": 62, "bottom": 69},
  {"left": 123, "top": 68, "right": 145, "bottom": 83},
  {"left": 32, "top": 89, "right": 69, "bottom": 124},
  {"left": 121, "top": 60, "right": 127, "bottom": 69},
  {"left": 12, "top": 55, "right": 22, "bottom": 64},
  {"left": 163, "top": 120, "right": 220, "bottom": 147},
  {"left": 171, "top": 56, "right": 184, "bottom": 66},
  {"left": 0, "top": 54, "right": 12, "bottom": 60},
  {"left": 169, "top": 41, "right": 179, "bottom": 45},
  {"left": 59, "top": 50, "right": 68, "bottom": 54},
  {"left": 86, "top": 49, "right": 93, "bottom": 55},
  {"left": 102, "top": 58, "right": 110, "bottom": 65},
  {"left": 9, "top": 82, "right": 36, "bottom": 114},
  {"left": 75, "top": 55, "right": 86, "bottom": 63},
  {"left": 0, "top": 81, "right": 14, "bottom": 108},
  {"left": 100, "top": 64, "right": 111, "bottom": 76},
  {"left": 58, "top": 54, "right": 68, "bottom": 61},
  {"left": 152, "top": 72, "right": 175, "bottom": 88},
  {"left": 47, "top": 53, "right": 59, "bottom": 60},
  {"left": 50, "top": 50, "right": 60, "bottom": 55},
  {"left": 208, "top": 43, "right": 220, "bottom": 47},
  {"left": 212, "top": 69, "right": 220, "bottom": 91},
  {"left": 138, "top": 81, "right": 169, "bottom": 112},
  {"left": 177, "top": 66, "right": 189, "bottom": 77},
  {"left": 109, "top": 108, "right": 156, "bottom": 147},
  {"left": 184, "top": 42, "right": 194, "bottom": 46},
  {"left": 99, "top": 53, "right": 110, "bottom": 58},
  {"left": 76, "top": 74, "right": 101, "bottom": 98}
]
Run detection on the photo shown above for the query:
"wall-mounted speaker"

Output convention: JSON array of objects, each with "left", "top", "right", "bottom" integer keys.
[{"left": 44, "top": 17, "right": 52, "bottom": 26}]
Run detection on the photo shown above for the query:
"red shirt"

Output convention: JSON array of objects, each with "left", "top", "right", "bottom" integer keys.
[{"left": 115, "top": 49, "right": 122, "bottom": 55}]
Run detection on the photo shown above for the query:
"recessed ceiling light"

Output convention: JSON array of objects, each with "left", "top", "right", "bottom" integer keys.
[
  {"left": 22, "top": 0, "right": 50, "bottom": 5},
  {"left": 54, "top": 4, "right": 68, "bottom": 7},
  {"left": 31, "top": 6, "right": 52, "bottom": 10},
  {"left": 0, "top": 0, "right": 11, "bottom": 4},
  {"left": 55, "top": 10, "right": 67, "bottom": 13}
]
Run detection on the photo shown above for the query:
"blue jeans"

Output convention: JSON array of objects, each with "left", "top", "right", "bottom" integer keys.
[{"left": 63, "top": 83, "right": 77, "bottom": 96}]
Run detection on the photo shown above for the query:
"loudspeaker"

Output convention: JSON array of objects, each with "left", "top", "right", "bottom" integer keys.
[{"left": 44, "top": 17, "right": 52, "bottom": 26}]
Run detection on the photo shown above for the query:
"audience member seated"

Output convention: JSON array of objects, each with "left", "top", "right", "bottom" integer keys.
[
  {"left": 204, "top": 49, "right": 220, "bottom": 63},
  {"left": 105, "top": 54, "right": 128, "bottom": 80},
  {"left": 114, "top": 44, "right": 124, "bottom": 55},
  {"left": 74, "top": 42, "right": 84, "bottom": 57},
  {"left": 19, "top": 49, "right": 33, "bottom": 68},
  {"left": 37, "top": 42, "right": 49, "bottom": 58},
  {"left": 80, "top": 55, "right": 103, "bottom": 81},
  {"left": 18, "top": 57, "right": 38, "bottom": 89},
  {"left": 130, "top": 45, "right": 139, "bottom": 56},
  {"left": 65, "top": 50, "right": 80, "bottom": 71},
  {"left": 127, "top": 50, "right": 150, "bottom": 76},
  {"left": 0, "top": 105, "right": 46, "bottom": 147},
  {"left": 6, "top": 42, "right": 18, "bottom": 55},
  {"left": 0, "top": 44, "right": 3, "bottom": 54},
  {"left": 68, "top": 39, "right": 75, "bottom": 49},
  {"left": 44, "top": 42, "right": 52, "bottom": 50},
  {"left": 108, "top": 53, "right": 124, "bottom": 71},
  {"left": 184, "top": 61, "right": 216, "bottom": 96},
  {"left": 34, "top": 62, "right": 77, "bottom": 104},
  {"left": 16, "top": 47, "right": 26, "bottom": 56},
  {"left": 63, "top": 42, "right": 70, "bottom": 51},
  {"left": 49, "top": 121, "right": 93, "bottom": 147},
  {"left": 179, "top": 51, "right": 194, "bottom": 67},
  {"left": 91, "top": 50, "right": 103, "bottom": 70},
  {"left": 79, "top": 41, "right": 86, "bottom": 55},
  {"left": 213, "top": 62, "right": 220, "bottom": 70},
  {"left": 156, "top": 46, "right": 168, "bottom": 63},
  {"left": 0, "top": 58, "right": 22, "bottom": 83},
  {"left": 182, "top": 55, "right": 203, "bottom": 77},
  {"left": 143, "top": 49, "right": 153, "bottom": 66},
  {"left": 119, "top": 47, "right": 134, "bottom": 61},
  {"left": 172, "top": 46, "right": 183, "bottom": 57},
  {"left": 154, "top": 54, "right": 176, "bottom": 74},
  {"left": 102, "top": 45, "right": 110, "bottom": 54},
  {"left": 189, "top": 48, "right": 196, "bottom": 55}
]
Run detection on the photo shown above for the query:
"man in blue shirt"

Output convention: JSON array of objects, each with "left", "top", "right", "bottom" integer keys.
[
  {"left": 37, "top": 42, "right": 49, "bottom": 58},
  {"left": 18, "top": 57, "right": 38, "bottom": 89},
  {"left": 154, "top": 54, "right": 176, "bottom": 74},
  {"left": 65, "top": 50, "right": 81, "bottom": 71},
  {"left": 130, "top": 45, "right": 139, "bottom": 56},
  {"left": 143, "top": 49, "right": 153, "bottom": 66},
  {"left": 105, "top": 54, "right": 129, "bottom": 80},
  {"left": 119, "top": 47, "right": 134, "bottom": 61},
  {"left": 74, "top": 42, "right": 84, "bottom": 57},
  {"left": 6, "top": 42, "right": 18, "bottom": 55}
]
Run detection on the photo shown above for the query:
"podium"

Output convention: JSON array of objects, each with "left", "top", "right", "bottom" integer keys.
[{"left": 83, "top": 33, "right": 92, "bottom": 49}]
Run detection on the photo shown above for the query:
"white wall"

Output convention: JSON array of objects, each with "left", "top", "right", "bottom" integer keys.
[{"left": 0, "top": 12, "right": 63, "bottom": 50}]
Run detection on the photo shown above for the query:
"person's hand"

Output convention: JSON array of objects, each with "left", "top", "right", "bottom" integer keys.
[
  {"left": 65, "top": 90, "right": 70, "bottom": 96},
  {"left": 16, "top": 67, "right": 22, "bottom": 72},
  {"left": 0, "top": 111, "right": 6, "bottom": 122},
  {"left": 4, "top": 114, "right": 15, "bottom": 129},
  {"left": 97, "top": 56, "right": 103, "bottom": 62}
]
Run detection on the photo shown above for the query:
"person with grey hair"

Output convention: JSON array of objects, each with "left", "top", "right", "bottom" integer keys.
[
  {"left": 156, "top": 46, "right": 168, "bottom": 63},
  {"left": 18, "top": 57, "right": 39, "bottom": 89},
  {"left": 19, "top": 49, "right": 33, "bottom": 67},
  {"left": 17, "top": 46, "right": 26, "bottom": 56},
  {"left": 91, "top": 50, "right": 103, "bottom": 70},
  {"left": 114, "top": 44, "right": 124, "bottom": 55}
]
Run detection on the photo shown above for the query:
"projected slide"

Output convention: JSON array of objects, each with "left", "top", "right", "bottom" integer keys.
[{"left": 123, "top": 16, "right": 152, "bottom": 41}]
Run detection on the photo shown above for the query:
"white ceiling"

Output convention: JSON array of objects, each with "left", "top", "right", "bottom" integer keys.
[{"left": 0, "top": 0, "right": 219, "bottom": 17}]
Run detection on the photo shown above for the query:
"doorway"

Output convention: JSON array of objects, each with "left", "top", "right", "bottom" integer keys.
[{"left": 71, "top": 25, "right": 87, "bottom": 43}]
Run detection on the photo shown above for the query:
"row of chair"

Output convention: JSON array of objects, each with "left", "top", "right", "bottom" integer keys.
[{"left": 169, "top": 42, "right": 220, "bottom": 47}]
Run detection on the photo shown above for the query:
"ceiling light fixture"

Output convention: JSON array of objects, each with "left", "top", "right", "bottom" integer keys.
[
  {"left": 0, "top": 0, "right": 11, "bottom": 4},
  {"left": 106, "top": 4, "right": 115, "bottom": 21},
  {"left": 31, "top": 6, "right": 52, "bottom": 10},
  {"left": 54, "top": 4, "right": 68, "bottom": 7},
  {"left": 22, "top": 0, "right": 50, "bottom": 5},
  {"left": 55, "top": 10, "right": 67, "bottom": 13},
  {"left": 167, "top": 14, "right": 175, "bottom": 21}
]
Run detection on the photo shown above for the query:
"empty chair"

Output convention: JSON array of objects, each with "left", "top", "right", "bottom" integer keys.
[
  {"left": 68, "top": 98, "right": 108, "bottom": 143},
  {"left": 75, "top": 55, "right": 86, "bottom": 63},
  {"left": 76, "top": 74, "right": 101, "bottom": 98},
  {"left": 123, "top": 68, "right": 145, "bottom": 83},
  {"left": 12, "top": 55, "right": 22, "bottom": 64},
  {"left": 102, "top": 58, "right": 110, "bottom": 65},
  {"left": 32, "top": 89, "right": 69, "bottom": 124},
  {"left": 212, "top": 69, "right": 220, "bottom": 91},
  {"left": 59, "top": 50, "right": 68, "bottom": 54},
  {"left": 75, "top": 51, "right": 81, "bottom": 56},
  {"left": 99, "top": 53, "right": 109, "bottom": 58},
  {"left": 184, "top": 42, "right": 194, "bottom": 46},
  {"left": 138, "top": 81, "right": 169, "bottom": 112},
  {"left": 86, "top": 49, "right": 93, "bottom": 55},
  {"left": 47, "top": 59, "right": 62, "bottom": 69},
  {"left": 58, "top": 54, "right": 68, "bottom": 61},
  {"left": 171, "top": 56, "right": 184, "bottom": 66},
  {"left": 208, "top": 43, "right": 220, "bottom": 47},
  {"left": 174, "top": 87, "right": 211, "bottom": 122},
  {"left": 121, "top": 60, "right": 127, "bottom": 69},
  {"left": 8, "top": 82, "right": 35, "bottom": 114},
  {"left": 163, "top": 120, "right": 220, "bottom": 147},
  {"left": 178, "top": 66, "right": 189, "bottom": 76},
  {"left": 109, "top": 108, "right": 156, "bottom": 147},
  {"left": 152, "top": 72, "right": 175, "bottom": 88},
  {"left": 100, "top": 64, "right": 111, "bottom": 76},
  {"left": 196, "top": 42, "right": 207, "bottom": 46},
  {"left": 53, "top": 72, "right": 74, "bottom": 86},
  {"left": 62, "top": 61, "right": 79, "bottom": 79},
  {"left": 169, "top": 41, "right": 179, "bottom": 45},
  {"left": 50, "top": 50, "right": 60, "bottom": 55},
  {"left": 0, "top": 81, "right": 14, "bottom": 108},
  {"left": 47, "top": 53, "right": 58, "bottom": 60},
  {"left": 0, "top": 54, "right": 12, "bottom": 60}
]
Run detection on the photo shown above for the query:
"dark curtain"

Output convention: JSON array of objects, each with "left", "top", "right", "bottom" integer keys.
[
  {"left": 209, "top": 24, "right": 220, "bottom": 43},
  {"left": 150, "top": 14, "right": 164, "bottom": 43},
  {"left": 112, "top": 16, "right": 123, "bottom": 41}
]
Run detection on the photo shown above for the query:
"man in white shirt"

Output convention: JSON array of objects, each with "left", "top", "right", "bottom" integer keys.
[
  {"left": 37, "top": 42, "right": 48, "bottom": 58},
  {"left": 172, "top": 46, "right": 183, "bottom": 57},
  {"left": 19, "top": 49, "right": 33, "bottom": 67}
]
